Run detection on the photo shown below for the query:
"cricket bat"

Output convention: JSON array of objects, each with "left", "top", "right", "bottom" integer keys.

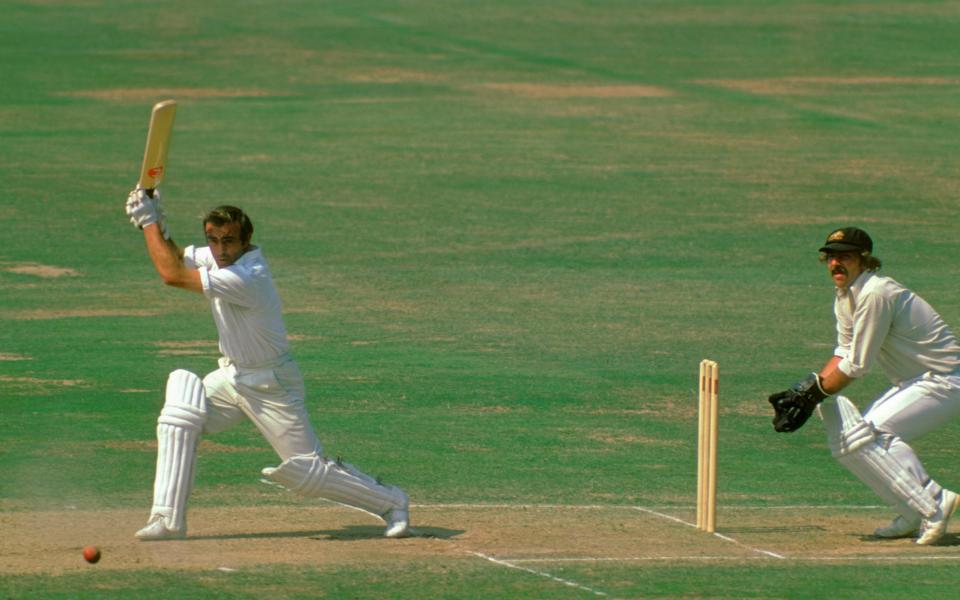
[{"left": 138, "top": 99, "right": 177, "bottom": 198}]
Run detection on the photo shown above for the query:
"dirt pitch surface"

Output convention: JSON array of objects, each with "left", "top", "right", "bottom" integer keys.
[{"left": 4, "top": 504, "right": 960, "bottom": 578}]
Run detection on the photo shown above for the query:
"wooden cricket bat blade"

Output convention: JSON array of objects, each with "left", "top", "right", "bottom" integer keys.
[{"left": 138, "top": 99, "right": 177, "bottom": 195}]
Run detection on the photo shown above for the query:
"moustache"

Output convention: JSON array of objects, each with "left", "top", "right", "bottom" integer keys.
[{"left": 832, "top": 267, "right": 847, "bottom": 276}]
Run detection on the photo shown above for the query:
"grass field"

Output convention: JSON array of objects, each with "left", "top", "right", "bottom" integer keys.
[{"left": 3, "top": 0, "right": 960, "bottom": 597}]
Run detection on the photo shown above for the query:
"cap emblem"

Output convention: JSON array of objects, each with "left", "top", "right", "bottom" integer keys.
[{"left": 828, "top": 230, "right": 845, "bottom": 242}]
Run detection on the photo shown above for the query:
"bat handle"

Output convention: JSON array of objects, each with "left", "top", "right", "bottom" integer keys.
[{"left": 144, "top": 188, "right": 156, "bottom": 199}]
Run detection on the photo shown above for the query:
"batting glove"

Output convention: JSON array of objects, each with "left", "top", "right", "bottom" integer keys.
[{"left": 125, "top": 186, "right": 169, "bottom": 239}]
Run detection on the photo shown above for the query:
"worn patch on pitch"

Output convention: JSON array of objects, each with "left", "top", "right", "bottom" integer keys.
[
  {"left": 347, "top": 68, "right": 443, "bottom": 83},
  {"left": 5, "top": 308, "right": 160, "bottom": 320},
  {"left": 0, "top": 375, "right": 89, "bottom": 394},
  {"left": 150, "top": 340, "right": 220, "bottom": 358},
  {"left": 0, "top": 262, "right": 79, "bottom": 278},
  {"left": 748, "top": 212, "right": 951, "bottom": 229},
  {"left": 480, "top": 83, "right": 675, "bottom": 98},
  {"left": 99, "top": 440, "right": 262, "bottom": 454},
  {"left": 696, "top": 76, "right": 960, "bottom": 96},
  {"left": 64, "top": 88, "right": 273, "bottom": 102},
  {"left": 585, "top": 430, "right": 683, "bottom": 448}
]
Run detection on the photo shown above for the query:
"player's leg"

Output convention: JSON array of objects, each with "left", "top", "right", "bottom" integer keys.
[
  {"left": 864, "top": 374, "right": 960, "bottom": 544},
  {"left": 819, "top": 395, "right": 938, "bottom": 536},
  {"left": 234, "top": 360, "right": 321, "bottom": 459},
  {"left": 201, "top": 364, "right": 249, "bottom": 435},
  {"left": 261, "top": 453, "right": 410, "bottom": 537},
  {"left": 136, "top": 370, "right": 207, "bottom": 540},
  {"left": 242, "top": 361, "right": 411, "bottom": 537},
  {"left": 866, "top": 372, "right": 960, "bottom": 441}
]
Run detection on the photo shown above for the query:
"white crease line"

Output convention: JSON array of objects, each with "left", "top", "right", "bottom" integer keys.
[
  {"left": 415, "top": 503, "right": 631, "bottom": 510},
  {"left": 630, "top": 505, "right": 696, "bottom": 527},
  {"left": 800, "top": 555, "right": 960, "bottom": 562},
  {"left": 714, "top": 505, "right": 884, "bottom": 511},
  {"left": 468, "top": 551, "right": 609, "bottom": 598},
  {"left": 631, "top": 506, "right": 786, "bottom": 559},
  {"left": 507, "top": 556, "right": 774, "bottom": 563},
  {"left": 488, "top": 554, "right": 960, "bottom": 564},
  {"left": 413, "top": 503, "right": 884, "bottom": 511}
]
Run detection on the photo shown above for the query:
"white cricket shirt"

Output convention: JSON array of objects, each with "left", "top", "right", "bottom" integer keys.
[
  {"left": 183, "top": 245, "right": 290, "bottom": 367},
  {"left": 834, "top": 271, "right": 960, "bottom": 384}
]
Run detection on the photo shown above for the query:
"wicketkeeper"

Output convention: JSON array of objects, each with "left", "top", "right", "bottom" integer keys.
[
  {"left": 125, "top": 187, "right": 411, "bottom": 540},
  {"left": 769, "top": 227, "right": 960, "bottom": 544}
]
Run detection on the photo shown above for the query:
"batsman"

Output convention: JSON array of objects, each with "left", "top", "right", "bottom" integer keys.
[
  {"left": 124, "top": 188, "right": 411, "bottom": 540},
  {"left": 769, "top": 227, "right": 960, "bottom": 545}
]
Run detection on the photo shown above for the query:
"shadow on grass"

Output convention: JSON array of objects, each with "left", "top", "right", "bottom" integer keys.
[
  {"left": 721, "top": 525, "right": 827, "bottom": 534},
  {"left": 188, "top": 525, "right": 464, "bottom": 542},
  {"left": 857, "top": 532, "right": 960, "bottom": 546}
]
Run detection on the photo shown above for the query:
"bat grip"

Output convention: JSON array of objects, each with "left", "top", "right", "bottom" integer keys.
[{"left": 144, "top": 188, "right": 156, "bottom": 199}]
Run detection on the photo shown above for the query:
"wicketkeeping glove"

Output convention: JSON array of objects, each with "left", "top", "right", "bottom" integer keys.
[
  {"left": 768, "top": 372, "right": 829, "bottom": 433},
  {"left": 125, "top": 186, "right": 169, "bottom": 239}
]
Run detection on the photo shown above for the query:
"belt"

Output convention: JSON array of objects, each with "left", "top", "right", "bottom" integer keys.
[{"left": 220, "top": 354, "right": 292, "bottom": 370}]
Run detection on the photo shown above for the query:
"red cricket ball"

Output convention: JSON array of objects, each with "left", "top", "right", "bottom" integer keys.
[{"left": 82, "top": 545, "right": 101, "bottom": 564}]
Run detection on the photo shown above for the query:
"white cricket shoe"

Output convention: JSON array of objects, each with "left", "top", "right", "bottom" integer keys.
[
  {"left": 384, "top": 508, "right": 410, "bottom": 538},
  {"left": 382, "top": 488, "right": 411, "bottom": 539},
  {"left": 135, "top": 515, "right": 186, "bottom": 541},
  {"left": 916, "top": 489, "right": 958, "bottom": 545},
  {"left": 874, "top": 514, "right": 921, "bottom": 539}
]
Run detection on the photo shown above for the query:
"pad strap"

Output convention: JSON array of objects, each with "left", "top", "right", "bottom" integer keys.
[{"left": 824, "top": 394, "right": 875, "bottom": 457}]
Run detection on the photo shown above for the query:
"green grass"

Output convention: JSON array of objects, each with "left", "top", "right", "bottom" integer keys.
[
  {"left": 4, "top": 0, "right": 960, "bottom": 597},
  {"left": 6, "top": 561, "right": 960, "bottom": 599}
]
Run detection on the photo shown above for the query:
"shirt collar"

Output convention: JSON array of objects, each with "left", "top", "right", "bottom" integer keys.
[
  {"left": 237, "top": 245, "right": 260, "bottom": 265},
  {"left": 212, "top": 245, "right": 260, "bottom": 271},
  {"left": 836, "top": 270, "right": 872, "bottom": 299}
]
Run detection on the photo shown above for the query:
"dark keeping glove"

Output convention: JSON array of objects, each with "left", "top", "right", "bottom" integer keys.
[{"left": 768, "top": 372, "right": 829, "bottom": 433}]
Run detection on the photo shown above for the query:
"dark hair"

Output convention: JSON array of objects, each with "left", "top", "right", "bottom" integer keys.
[
  {"left": 862, "top": 254, "right": 882, "bottom": 272},
  {"left": 203, "top": 205, "right": 253, "bottom": 243}
]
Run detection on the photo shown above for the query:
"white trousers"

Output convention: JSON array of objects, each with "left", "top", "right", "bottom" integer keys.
[
  {"left": 203, "top": 356, "right": 406, "bottom": 520},
  {"left": 203, "top": 356, "right": 322, "bottom": 460},
  {"left": 866, "top": 371, "right": 960, "bottom": 441},
  {"left": 833, "top": 371, "right": 960, "bottom": 517}
]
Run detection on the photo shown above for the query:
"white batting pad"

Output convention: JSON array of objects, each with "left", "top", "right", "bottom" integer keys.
[
  {"left": 821, "top": 395, "right": 875, "bottom": 456},
  {"left": 151, "top": 369, "right": 207, "bottom": 531},
  {"left": 821, "top": 396, "right": 937, "bottom": 518},
  {"left": 262, "top": 454, "right": 407, "bottom": 518}
]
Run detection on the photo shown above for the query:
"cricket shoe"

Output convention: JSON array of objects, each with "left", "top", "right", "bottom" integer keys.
[
  {"left": 874, "top": 514, "right": 921, "bottom": 539},
  {"left": 916, "top": 489, "right": 958, "bottom": 545},
  {"left": 135, "top": 515, "right": 186, "bottom": 541},
  {"left": 383, "top": 508, "right": 411, "bottom": 538},
  {"left": 383, "top": 488, "right": 411, "bottom": 538}
]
